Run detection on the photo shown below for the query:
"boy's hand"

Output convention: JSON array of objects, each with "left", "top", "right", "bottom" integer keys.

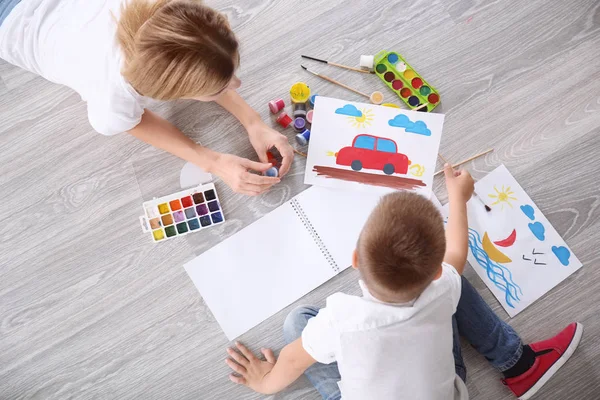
[
  {"left": 444, "top": 164, "right": 474, "bottom": 204},
  {"left": 247, "top": 122, "right": 294, "bottom": 176},
  {"left": 226, "top": 342, "right": 276, "bottom": 393},
  {"left": 210, "top": 153, "right": 280, "bottom": 196}
]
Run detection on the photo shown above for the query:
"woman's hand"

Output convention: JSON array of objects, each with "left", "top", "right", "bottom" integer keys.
[
  {"left": 210, "top": 153, "right": 280, "bottom": 196},
  {"left": 247, "top": 121, "right": 294, "bottom": 176}
]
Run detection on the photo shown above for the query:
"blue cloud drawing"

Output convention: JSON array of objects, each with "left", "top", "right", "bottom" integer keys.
[
  {"left": 335, "top": 104, "right": 363, "bottom": 117},
  {"left": 528, "top": 222, "right": 545, "bottom": 241},
  {"left": 552, "top": 246, "right": 571, "bottom": 266},
  {"left": 388, "top": 114, "right": 431, "bottom": 136},
  {"left": 520, "top": 204, "right": 535, "bottom": 220}
]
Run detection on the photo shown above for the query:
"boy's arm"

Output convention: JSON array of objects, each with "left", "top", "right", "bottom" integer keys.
[
  {"left": 226, "top": 339, "right": 316, "bottom": 395},
  {"left": 127, "top": 110, "right": 279, "bottom": 196},
  {"left": 216, "top": 89, "right": 294, "bottom": 176},
  {"left": 443, "top": 164, "right": 474, "bottom": 274},
  {"left": 443, "top": 199, "right": 469, "bottom": 274}
]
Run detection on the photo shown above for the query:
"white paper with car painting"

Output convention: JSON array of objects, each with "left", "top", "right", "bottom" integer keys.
[{"left": 304, "top": 96, "right": 445, "bottom": 197}]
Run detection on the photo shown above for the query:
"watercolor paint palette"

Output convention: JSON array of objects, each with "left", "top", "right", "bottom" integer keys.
[
  {"left": 373, "top": 50, "right": 440, "bottom": 112},
  {"left": 139, "top": 183, "right": 224, "bottom": 242}
]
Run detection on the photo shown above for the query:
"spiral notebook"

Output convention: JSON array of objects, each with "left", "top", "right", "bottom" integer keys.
[{"left": 184, "top": 187, "right": 381, "bottom": 340}]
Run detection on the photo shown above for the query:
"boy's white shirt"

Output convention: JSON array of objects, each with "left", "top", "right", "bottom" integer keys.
[
  {"left": 0, "top": 0, "right": 151, "bottom": 135},
  {"left": 302, "top": 263, "right": 469, "bottom": 400}
]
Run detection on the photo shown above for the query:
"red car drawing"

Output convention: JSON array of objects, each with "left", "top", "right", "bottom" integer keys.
[{"left": 336, "top": 134, "right": 410, "bottom": 175}]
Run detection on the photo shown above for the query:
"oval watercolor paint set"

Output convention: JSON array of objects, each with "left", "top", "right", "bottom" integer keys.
[
  {"left": 373, "top": 50, "right": 440, "bottom": 112},
  {"left": 139, "top": 183, "right": 224, "bottom": 242}
]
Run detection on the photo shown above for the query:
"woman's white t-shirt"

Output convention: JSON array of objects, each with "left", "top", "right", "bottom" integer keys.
[{"left": 0, "top": 0, "right": 150, "bottom": 135}]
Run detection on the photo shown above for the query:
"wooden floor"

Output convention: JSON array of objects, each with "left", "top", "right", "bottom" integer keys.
[{"left": 1, "top": 0, "right": 600, "bottom": 398}]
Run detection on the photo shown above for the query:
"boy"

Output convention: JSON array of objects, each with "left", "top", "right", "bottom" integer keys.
[
  {"left": 225, "top": 165, "right": 583, "bottom": 399},
  {"left": 0, "top": 0, "right": 292, "bottom": 196}
]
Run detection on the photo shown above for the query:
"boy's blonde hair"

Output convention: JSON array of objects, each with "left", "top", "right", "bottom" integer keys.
[
  {"left": 117, "top": 0, "right": 239, "bottom": 100},
  {"left": 357, "top": 192, "right": 446, "bottom": 303}
]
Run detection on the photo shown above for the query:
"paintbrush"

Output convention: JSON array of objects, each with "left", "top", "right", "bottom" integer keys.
[
  {"left": 301, "top": 65, "right": 371, "bottom": 99},
  {"left": 437, "top": 153, "right": 491, "bottom": 212},
  {"left": 301, "top": 55, "right": 374, "bottom": 74},
  {"left": 434, "top": 149, "right": 494, "bottom": 176}
]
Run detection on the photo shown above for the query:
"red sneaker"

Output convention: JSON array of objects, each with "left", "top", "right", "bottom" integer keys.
[{"left": 503, "top": 322, "right": 583, "bottom": 399}]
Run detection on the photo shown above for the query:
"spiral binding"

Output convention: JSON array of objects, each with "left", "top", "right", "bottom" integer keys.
[{"left": 290, "top": 198, "right": 340, "bottom": 273}]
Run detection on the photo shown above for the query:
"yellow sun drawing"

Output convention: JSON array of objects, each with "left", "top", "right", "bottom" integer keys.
[
  {"left": 348, "top": 108, "right": 374, "bottom": 128},
  {"left": 488, "top": 185, "right": 518, "bottom": 210}
]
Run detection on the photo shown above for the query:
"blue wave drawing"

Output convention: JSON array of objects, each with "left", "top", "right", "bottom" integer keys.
[{"left": 468, "top": 228, "right": 523, "bottom": 308}]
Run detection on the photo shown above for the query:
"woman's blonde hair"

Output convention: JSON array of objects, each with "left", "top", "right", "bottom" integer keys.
[{"left": 117, "top": 0, "right": 239, "bottom": 100}]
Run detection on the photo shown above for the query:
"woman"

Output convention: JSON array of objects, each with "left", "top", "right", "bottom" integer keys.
[{"left": 0, "top": 0, "right": 293, "bottom": 196}]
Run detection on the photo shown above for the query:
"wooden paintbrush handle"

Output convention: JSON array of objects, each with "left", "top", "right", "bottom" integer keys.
[
  {"left": 320, "top": 75, "right": 370, "bottom": 98},
  {"left": 434, "top": 149, "right": 494, "bottom": 176},
  {"left": 329, "top": 62, "right": 372, "bottom": 74}
]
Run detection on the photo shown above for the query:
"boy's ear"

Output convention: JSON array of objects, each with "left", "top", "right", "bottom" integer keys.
[
  {"left": 432, "top": 265, "right": 443, "bottom": 281},
  {"left": 352, "top": 249, "right": 359, "bottom": 270}
]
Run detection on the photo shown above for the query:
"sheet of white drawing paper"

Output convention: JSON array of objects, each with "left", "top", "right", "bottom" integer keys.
[
  {"left": 442, "top": 165, "right": 582, "bottom": 317},
  {"left": 184, "top": 186, "right": 382, "bottom": 340},
  {"left": 184, "top": 188, "right": 337, "bottom": 340},
  {"left": 305, "top": 96, "right": 444, "bottom": 197},
  {"left": 296, "top": 187, "right": 382, "bottom": 269}
]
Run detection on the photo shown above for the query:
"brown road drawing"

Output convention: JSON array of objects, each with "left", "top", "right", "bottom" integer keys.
[{"left": 313, "top": 165, "right": 426, "bottom": 190}]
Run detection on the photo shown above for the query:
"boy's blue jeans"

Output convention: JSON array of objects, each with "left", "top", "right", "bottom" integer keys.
[
  {"left": 0, "top": 0, "right": 21, "bottom": 27},
  {"left": 283, "top": 276, "right": 523, "bottom": 400}
]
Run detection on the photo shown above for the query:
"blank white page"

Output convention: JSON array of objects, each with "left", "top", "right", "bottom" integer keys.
[
  {"left": 295, "top": 187, "right": 382, "bottom": 270},
  {"left": 184, "top": 193, "right": 336, "bottom": 340}
]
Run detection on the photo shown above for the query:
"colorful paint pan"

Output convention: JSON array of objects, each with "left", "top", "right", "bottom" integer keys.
[
  {"left": 184, "top": 207, "right": 196, "bottom": 219},
  {"left": 169, "top": 199, "right": 182, "bottom": 211},
  {"left": 140, "top": 182, "right": 224, "bottom": 242},
  {"left": 188, "top": 219, "right": 200, "bottom": 230},
  {"left": 176, "top": 222, "right": 188, "bottom": 234},
  {"left": 290, "top": 82, "right": 310, "bottom": 103},
  {"left": 205, "top": 189, "right": 216, "bottom": 201},
  {"left": 276, "top": 112, "right": 293, "bottom": 128},
  {"left": 293, "top": 117, "right": 306, "bottom": 132},
  {"left": 165, "top": 225, "right": 177, "bottom": 237},
  {"left": 370, "top": 91, "right": 384, "bottom": 105},
  {"left": 211, "top": 212, "right": 223, "bottom": 224},
  {"left": 292, "top": 102, "right": 307, "bottom": 118},
  {"left": 196, "top": 204, "right": 208, "bottom": 216},
  {"left": 181, "top": 196, "right": 193, "bottom": 208},
  {"left": 173, "top": 210, "right": 185, "bottom": 223},
  {"left": 268, "top": 98, "right": 285, "bottom": 114},
  {"left": 193, "top": 193, "right": 204, "bottom": 204},
  {"left": 264, "top": 166, "right": 279, "bottom": 177},
  {"left": 199, "top": 215, "right": 212, "bottom": 227},
  {"left": 162, "top": 214, "right": 174, "bottom": 226},
  {"left": 208, "top": 200, "right": 220, "bottom": 212},
  {"left": 373, "top": 50, "right": 440, "bottom": 111},
  {"left": 153, "top": 229, "right": 165, "bottom": 241},
  {"left": 295, "top": 128, "right": 311, "bottom": 146}
]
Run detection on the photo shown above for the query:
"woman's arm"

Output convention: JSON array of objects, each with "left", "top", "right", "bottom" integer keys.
[
  {"left": 128, "top": 109, "right": 218, "bottom": 171},
  {"left": 128, "top": 110, "right": 279, "bottom": 195},
  {"left": 215, "top": 88, "right": 261, "bottom": 128},
  {"left": 216, "top": 90, "right": 294, "bottom": 176}
]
